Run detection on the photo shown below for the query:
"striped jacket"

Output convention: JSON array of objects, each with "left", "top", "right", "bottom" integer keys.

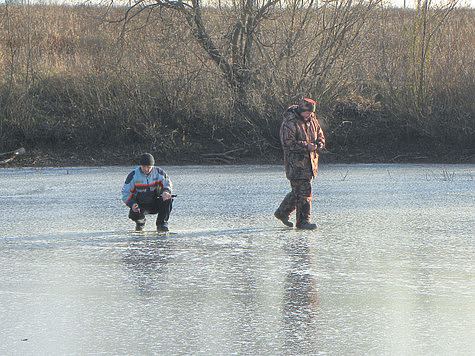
[{"left": 121, "top": 166, "right": 172, "bottom": 208}]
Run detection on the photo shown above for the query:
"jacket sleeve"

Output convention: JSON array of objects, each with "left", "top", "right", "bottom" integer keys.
[
  {"left": 159, "top": 169, "right": 173, "bottom": 194},
  {"left": 121, "top": 170, "right": 136, "bottom": 208},
  {"left": 316, "top": 120, "right": 325, "bottom": 148}
]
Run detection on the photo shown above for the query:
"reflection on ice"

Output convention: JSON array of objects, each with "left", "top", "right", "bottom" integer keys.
[{"left": 0, "top": 164, "right": 473, "bottom": 354}]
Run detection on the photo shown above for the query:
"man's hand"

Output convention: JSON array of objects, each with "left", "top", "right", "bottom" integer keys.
[
  {"left": 162, "top": 191, "right": 172, "bottom": 200},
  {"left": 132, "top": 203, "right": 140, "bottom": 213},
  {"left": 307, "top": 143, "right": 317, "bottom": 151}
]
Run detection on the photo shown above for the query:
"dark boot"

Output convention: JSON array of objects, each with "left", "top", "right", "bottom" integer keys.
[
  {"left": 155, "top": 198, "right": 172, "bottom": 232},
  {"left": 156, "top": 222, "right": 169, "bottom": 232},
  {"left": 274, "top": 211, "right": 294, "bottom": 227},
  {"left": 275, "top": 192, "right": 297, "bottom": 227},
  {"left": 296, "top": 197, "right": 313, "bottom": 229},
  {"left": 296, "top": 222, "right": 318, "bottom": 230}
]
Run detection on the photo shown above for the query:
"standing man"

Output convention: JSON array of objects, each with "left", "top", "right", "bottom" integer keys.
[
  {"left": 274, "top": 98, "right": 325, "bottom": 230},
  {"left": 122, "top": 153, "right": 173, "bottom": 232}
]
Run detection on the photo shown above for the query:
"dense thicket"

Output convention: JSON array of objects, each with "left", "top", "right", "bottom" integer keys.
[{"left": 0, "top": 2, "right": 473, "bottom": 165}]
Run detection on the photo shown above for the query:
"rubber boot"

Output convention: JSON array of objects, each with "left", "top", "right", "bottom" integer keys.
[
  {"left": 155, "top": 198, "right": 172, "bottom": 232},
  {"left": 156, "top": 222, "right": 169, "bottom": 232},
  {"left": 275, "top": 192, "right": 297, "bottom": 227},
  {"left": 274, "top": 211, "right": 294, "bottom": 227},
  {"left": 296, "top": 222, "right": 318, "bottom": 230},
  {"left": 296, "top": 198, "right": 316, "bottom": 230}
]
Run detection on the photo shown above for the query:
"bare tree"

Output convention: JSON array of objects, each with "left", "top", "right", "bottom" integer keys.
[
  {"left": 1, "top": 0, "right": 17, "bottom": 89},
  {"left": 376, "top": 0, "right": 458, "bottom": 137},
  {"left": 98, "top": 0, "right": 384, "bottom": 145},
  {"left": 410, "top": 0, "right": 457, "bottom": 121}
]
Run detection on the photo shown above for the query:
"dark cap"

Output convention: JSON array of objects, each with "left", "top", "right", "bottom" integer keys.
[
  {"left": 139, "top": 153, "right": 155, "bottom": 166},
  {"left": 298, "top": 98, "right": 316, "bottom": 113}
]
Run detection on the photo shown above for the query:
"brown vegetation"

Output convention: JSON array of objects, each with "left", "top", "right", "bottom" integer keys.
[{"left": 0, "top": 1, "right": 473, "bottom": 166}]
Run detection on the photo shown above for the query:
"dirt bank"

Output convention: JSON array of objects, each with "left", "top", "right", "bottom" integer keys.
[{"left": 2, "top": 146, "right": 473, "bottom": 168}]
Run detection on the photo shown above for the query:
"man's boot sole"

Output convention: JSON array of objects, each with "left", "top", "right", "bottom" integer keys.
[{"left": 296, "top": 223, "right": 318, "bottom": 230}]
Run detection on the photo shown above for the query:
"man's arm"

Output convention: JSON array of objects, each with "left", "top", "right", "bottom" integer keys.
[
  {"left": 307, "top": 118, "right": 325, "bottom": 151},
  {"left": 121, "top": 170, "right": 136, "bottom": 208},
  {"left": 156, "top": 167, "right": 173, "bottom": 200},
  {"left": 316, "top": 122, "right": 325, "bottom": 149},
  {"left": 281, "top": 120, "right": 309, "bottom": 152}
]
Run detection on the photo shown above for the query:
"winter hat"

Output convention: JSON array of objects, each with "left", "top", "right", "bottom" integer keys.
[
  {"left": 139, "top": 153, "right": 155, "bottom": 166},
  {"left": 298, "top": 98, "right": 316, "bottom": 113}
]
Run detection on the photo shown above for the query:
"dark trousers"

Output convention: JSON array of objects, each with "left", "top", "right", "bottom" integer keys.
[
  {"left": 128, "top": 198, "right": 173, "bottom": 226},
  {"left": 275, "top": 179, "right": 313, "bottom": 226}
]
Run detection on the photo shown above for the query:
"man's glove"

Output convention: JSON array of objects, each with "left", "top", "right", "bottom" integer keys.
[{"left": 162, "top": 191, "right": 172, "bottom": 200}]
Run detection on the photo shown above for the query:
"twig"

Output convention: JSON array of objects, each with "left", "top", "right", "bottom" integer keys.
[
  {"left": 0, "top": 147, "right": 26, "bottom": 164},
  {"left": 200, "top": 148, "right": 246, "bottom": 163}
]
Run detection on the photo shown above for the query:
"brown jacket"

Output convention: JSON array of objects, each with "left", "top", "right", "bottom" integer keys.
[{"left": 280, "top": 105, "right": 325, "bottom": 180}]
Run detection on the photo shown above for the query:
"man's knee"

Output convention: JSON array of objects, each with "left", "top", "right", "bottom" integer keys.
[
  {"left": 128, "top": 209, "right": 144, "bottom": 221},
  {"left": 290, "top": 180, "right": 313, "bottom": 199},
  {"left": 297, "top": 196, "right": 312, "bottom": 205}
]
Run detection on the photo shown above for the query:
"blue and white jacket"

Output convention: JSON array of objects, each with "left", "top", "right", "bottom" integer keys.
[{"left": 121, "top": 166, "right": 173, "bottom": 208}]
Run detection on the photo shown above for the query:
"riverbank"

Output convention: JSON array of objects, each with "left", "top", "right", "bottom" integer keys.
[
  {"left": 1, "top": 5, "right": 473, "bottom": 170},
  {"left": 1, "top": 146, "right": 473, "bottom": 168}
]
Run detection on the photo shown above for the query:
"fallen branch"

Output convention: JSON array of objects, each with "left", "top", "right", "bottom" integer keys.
[
  {"left": 200, "top": 148, "right": 246, "bottom": 163},
  {"left": 0, "top": 147, "right": 26, "bottom": 164}
]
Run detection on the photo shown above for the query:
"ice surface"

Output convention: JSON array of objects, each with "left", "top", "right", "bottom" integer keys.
[{"left": 0, "top": 164, "right": 473, "bottom": 355}]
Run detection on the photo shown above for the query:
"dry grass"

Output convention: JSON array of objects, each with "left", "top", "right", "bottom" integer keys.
[{"left": 0, "top": 3, "right": 473, "bottom": 163}]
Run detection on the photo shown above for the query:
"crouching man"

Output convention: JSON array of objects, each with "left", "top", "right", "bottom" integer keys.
[{"left": 122, "top": 153, "right": 173, "bottom": 232}]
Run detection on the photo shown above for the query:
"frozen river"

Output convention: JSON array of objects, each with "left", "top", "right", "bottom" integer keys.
[{"left": 0, "top": 164, "right": 473, "bottom": 355}]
